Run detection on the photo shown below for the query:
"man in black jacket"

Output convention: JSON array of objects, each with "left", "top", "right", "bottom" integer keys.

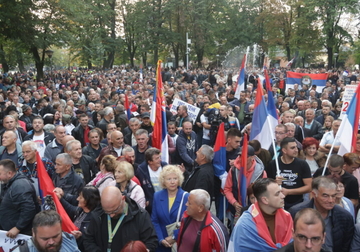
[
  {"left": 83, "top": 186, "right": 158, "bottom": 252},
  {"left": 0, "top": 159, "right": 39, "bottom": 238},
  {"left": 71, "top": 113, "right": 95, "bottom": 147},
  {"left": 288, "top": 176, "right": 354, "bottom": 252}
]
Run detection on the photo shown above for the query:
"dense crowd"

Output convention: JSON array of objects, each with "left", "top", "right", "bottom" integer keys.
[{"left": 0, "top": 66, "right": 360, "bottom": 252}]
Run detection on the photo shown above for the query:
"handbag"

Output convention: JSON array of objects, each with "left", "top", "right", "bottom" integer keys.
[{"left": 165, "top": 192, "right": 187, "bottom": 252}]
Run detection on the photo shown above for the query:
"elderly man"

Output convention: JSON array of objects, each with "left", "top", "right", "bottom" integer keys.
[
  {"left": 65, "top": 139, "right": 97, "bottom": 184},
  {"left": 124, "top": 117, "right": 141, "bottom": 146},
  {"left": 289, "top": 176, "right": 354, "bottom": 252},
  {"left": 275, "top": 208, "right": 327, "bottom": 252},
  {"left": 52, "top": 153, "right": 84, "bottom": 201},
  {"left": 0, "top": 130, "right": 23, "bottom": 167},
  {"left": 182, "top": 145, "right": 215, "bottom": 200},
  {"left": 44, "top": 125, "right": 67, "bottom": 163},
  {"left": 133, "top": 129, "right": 151, "bottom": 165},
  {"left": 177, "top": 189, "right": 229, "bottom": 252},
  {"left": 82, "top": 129, "right": 107, "bottom": 161},
  {"left": 83, "top": 186, "right": 158, "bottom": 252},
  {"left": 0, "top": 159, "right": 39, "bottom": 238},
  {"left": 136, "top": 148, "right": 168, "bottom": 213},
  {"left": 304, "top": 108, "right": 323, "bottom": 140},
  {"left": 96, "top": 106, "right": 114, "bottom": 136},
  {"left": 13, "top": 210, "right": 80, "bottom": 251},
  {"left": 0, "top": 115, "right": 27, "bottom": 145},
  {"left": 318, "top": 119, "right": 341, "bottom": 154},
  {"left": 228, "top": 178, "right": 293, "bottom": 252},
  {"left": 71, "top": 113, "right": 94, "bottom": 147},
  {"left": 98, "top": 130, "right": 129, "bottom": 164}
]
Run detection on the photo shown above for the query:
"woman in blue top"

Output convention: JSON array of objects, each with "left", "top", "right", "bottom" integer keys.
[{"left": 151, "top": 165, "right": 189, "bottom": 252}]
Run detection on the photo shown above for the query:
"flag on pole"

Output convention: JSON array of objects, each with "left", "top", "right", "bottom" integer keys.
[
  {"left": 250, "top": 79, "right": 273, "bottom": 149},
  {"left": 151, "top": 60, "right": 169, "bottom": 162},
  {"left": 36, "top": 152, "right": 77, "bottom": 233},
  {"left": 235, "top": 54, "right": 247, "bottom": 99},
  {"left": 125, "top": 95, "right": 131, "bottom": 121},
  {"left": 264, "top": 69, "right": 279, "bottom": 131},
  {"left": 338, "top": 84, "right": 360, "bottom": 155},
  {"left": 286, "top": 56, "right": 296, "bottom": 68},
  {"left": 239, "top": 133, "right": 248, "bottom": 207},
  {"left": 213, "top": 122, "right": 227, "bottom": 221}
]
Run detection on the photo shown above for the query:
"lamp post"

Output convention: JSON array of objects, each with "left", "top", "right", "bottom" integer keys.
[
  {"left": 45, "top": 50, "right": 54, "bottom": 76},
  {"left": 334, "top": 52, "right": 338, "bottom": 69},
  {"left": 216, "top": 54, "right": 219, "bottom": 68}
]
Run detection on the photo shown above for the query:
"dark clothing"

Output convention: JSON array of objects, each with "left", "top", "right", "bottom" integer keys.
[
  {"left": 71, "top": 124, "right": 95, "bottom": 147},
  {"left": 73, "top": 155, "right": 98, "bottom": 184},
  {"left": 304, "top": 120, "right": 324, "bottom": 140},
  {"left": 19, "top": 113, "right": 37, "bottom": 131},
  {"left": 226, "top": 148, "right": 240, "bottom": 172},
  {"left": 133, "top": 145, "right": 151, "bottom": 166},
  {"left": 52, "top": 169, "right": 85, "bottom": 199},
  {"left": 23, "top": 131, "right": 55, "bottom": 146},
  {"left": 182, "top": 162, "right": 215, "bottom": 199},
  {"left": 0, "top": 127, "right": 27, "bottom": 145},
  {"left": 83, "top": 197, "right": 158, "bottom": 252},
  {"left": 136, "top": 161, "right": 168, "bottom": 214},
  {"left": 0, "top": 173, "right": 39, "bottom": 234},
  {"left": 289, "top": 199, "right": 354, "bottom": 252},
  {"left": 96, "top": 118, "right": 111, "bottom": 136},
  {"left": 115, "top": 112, "right": 128, "bottom": 133},
  {"left": 313, "top": 168, "right": 359, "bottom": 201},
  {"left": 176, "top": 130, "right": 198, "bottom": 172},
  {"left": 274, "top": 242, "right": 328, "bottom": 252},
  {"left": 82, "top": 143, "right": 107, "bottom": 161}
]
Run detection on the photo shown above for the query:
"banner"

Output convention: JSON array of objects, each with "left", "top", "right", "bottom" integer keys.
[
  {"left": 340, "top": 85, "right": 357, "bottom": 119},
  {"left": 0, "top": 230, "right": 30, "bottom": 252},
  {"left": 286, "top": 72, "right": 327, "bottom": 93},
  {"left": 170, "top": 98, "right": 200, "bottom": 124}
]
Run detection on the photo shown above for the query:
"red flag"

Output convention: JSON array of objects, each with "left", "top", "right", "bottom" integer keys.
[{"left": 36, "top": 152, "right": 78, "bottom": 233}]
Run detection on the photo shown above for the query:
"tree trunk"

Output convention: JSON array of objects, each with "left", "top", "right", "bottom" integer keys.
[
  {"left": 31, "top": 46, "right": 44, "bottom": 80},
  {"left": 16, "top": 51, "right": 25, "bottom": 73},
  {"left": 327, "top": 47, "right": 333, "bottom": 69},
  {"left": 0, "top": 45, "right": 9, "bottom": 73}
]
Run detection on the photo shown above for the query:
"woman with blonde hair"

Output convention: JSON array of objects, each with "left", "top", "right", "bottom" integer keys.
[
  {"left": 109, "top": 161, "right": 145, "bottom": 208},
  {"left": 151, "top": 165, "right": 189, "bottom": 252},
  {"left": 87, "top": 155, "right": 116, "bottom": 194}
]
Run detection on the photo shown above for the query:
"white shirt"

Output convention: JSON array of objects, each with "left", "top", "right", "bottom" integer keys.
[
  {"left": 148, "top": 165, "right": 162, "bottom": 192},
  {"left": 33, "top": 132, "right": 46, "bottom": 158}
]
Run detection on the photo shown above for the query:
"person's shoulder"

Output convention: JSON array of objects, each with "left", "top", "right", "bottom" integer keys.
[{"left": 342, "top": 171, "right": 358, "bottom": 182}]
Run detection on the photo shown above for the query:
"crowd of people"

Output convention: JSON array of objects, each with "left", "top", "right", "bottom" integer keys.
[{"left": 0, "top": 66, "right": 360, "bottom": 252}]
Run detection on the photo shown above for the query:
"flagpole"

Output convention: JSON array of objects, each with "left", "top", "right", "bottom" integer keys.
[
  {"left": 266, "top": 116, "right": 281, "bottom": 177},
  {"left": 321, "top": 114, "right": 347, "bottom": 176}
]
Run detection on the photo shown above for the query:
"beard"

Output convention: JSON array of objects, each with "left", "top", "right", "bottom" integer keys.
[{"left": 33, "top": 235, "right": 62, "bottom": 252}]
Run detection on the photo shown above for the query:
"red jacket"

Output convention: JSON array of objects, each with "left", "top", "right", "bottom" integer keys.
[{"left": 177, "top": 211, "right": 229, "bottom": 252}]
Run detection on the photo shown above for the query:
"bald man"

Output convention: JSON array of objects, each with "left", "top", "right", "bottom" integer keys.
[
  {"left": 0, "top": 130, "right": 23, "bottom": 167},
  {"left": 84, "top": 186, "right": 158, "bottom": 252}
]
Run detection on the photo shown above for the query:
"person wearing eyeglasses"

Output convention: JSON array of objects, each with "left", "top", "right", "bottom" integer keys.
[
  {"left": 83, "top": 186, "right": 158, "bottom": 252},
  {"left": 289, "top": 176, "right": 354, "bottom": 252},
  {"left": 275, "top": 208, "right": 326, "bottom": 252},
  {"left": 268, "top": 124, "right": 288, "bottom": 159}
]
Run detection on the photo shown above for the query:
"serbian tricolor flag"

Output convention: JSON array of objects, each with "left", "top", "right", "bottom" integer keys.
[
  {"left": 213, "top": 123, "right": 227, "bottom": 221},
  {"left": 338, "top": 84, "right": 360, "bottom": 155},
  {"left": 235, "top": 54, "right": 246, "bottom": 99},
  {"left": 151, "top": 60, "right": 169, "bottom": 162},
  {"left": 239, "top": 133, "right": 248, "bottom": 207},
  {"left": 286, "top": 71, "right": 327, "bottom": 93},
  {"left": 36, "top": 152, "right": 77, "bottom": 233},
  {"left": 228, "top": 202, "right": 293, "bottom": 252},
  {"left": 125, "top": 95, "right": 131, "bottom": 121},
  {"left": 264, "top": 69, "right": 279, "bottom": 132},
  {"left": 286, "top": 56, "right": 296, "bottom": 68},
  {"left": 250, "top": 79, "right": 273, "bottom": 149}
]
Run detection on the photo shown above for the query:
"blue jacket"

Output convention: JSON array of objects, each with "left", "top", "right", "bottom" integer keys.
[
  {"left": 136, "top": 161, "right": 168, "bottom": 214},
  {"left": 151, "top": 188, "right": 189, "bottom": 252},
  {"left": 175, "top": 130, "right": 197, "bottom": 171}
]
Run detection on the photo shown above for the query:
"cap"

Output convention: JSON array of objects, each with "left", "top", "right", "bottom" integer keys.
[
  {"left": 141, "top": 112, "right": 150, "bottom": 118},
  {"left": 239, "top": 145, "right": 255, "bottom": 157}
]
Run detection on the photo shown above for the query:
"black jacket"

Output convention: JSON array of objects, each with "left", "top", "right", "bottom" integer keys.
[
  {"left": 24, "top": 130, "right": 55, "bottom": 146},
  {"left": 82, "top": 143, "right": 107, "bottom": 161},
  {"left": 83, "top": 197, "right": 158, "bottom": 252},
  {"left": 274, "top": 242, "right": 328, "bottom": 252},
  {"left": 19, "top": 113, "right": 37, "bottom": 131},
  {"left": 0, "top": 173, "right": 39, "bottom": 233},
  {"left": 0, "top": 127, "right": 27, "bottom": 145},
  {"left": 182, "top": 162, "right": 215, "bottom": 199},
  {"left": 71, "top": 124, "right": 95, "bottom": 147},
  {"left": 78, "top": 155, "right": 98, "bottom": 184},
  {"left": 288, "top": 199, "right": 354, "bottom": 252}
]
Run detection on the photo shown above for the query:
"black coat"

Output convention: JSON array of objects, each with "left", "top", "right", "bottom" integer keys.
[
  {"left": 0, "top": 173, "right": 39, "bottom": 233},
  {"left": 24, "top": 131, "right": 55, "bottom": 146},
  {"left": 83, "top": 197, "right": 158, "bottom": 252},
  {"left": 288, "top": 199, "right": 354, "bottom": 252},
  {"left": 71, "top": 124, "right": 95, "bottom": 147}
]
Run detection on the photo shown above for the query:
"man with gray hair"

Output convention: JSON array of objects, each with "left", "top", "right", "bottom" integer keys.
[
  {"left": 124, "top": 117, "right": 141, "bottom": 146},
  {"left": 177, "top": 189, "right": 229, "bottom": 252},
  {"left": 289, "top": 176, "right": 354, "bottom": 252},
  {"left": 96, "top": 106, "right": 114, "bottom": 136},
  {"left": 183, "top": 145, "right": 215, "bottom": 199},
  {"left": 44, "top": 125, "right": 67, "bottom": 163},
  {"left": 133, "top": 129, "right": 151, "bottom": 165},
  {"left": 52, "top": 153, "right": 84, "bottom": 202},
  {"left": 13, "top": 210, "right": 80, "bottom": 251}
]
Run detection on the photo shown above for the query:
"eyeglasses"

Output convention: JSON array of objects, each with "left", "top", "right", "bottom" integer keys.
[
  {"left": 295, "top": 234, "right": 322, "bottom": 245},
  {"left": 104, "top": 204, "right": 121, "bottom": 215}
]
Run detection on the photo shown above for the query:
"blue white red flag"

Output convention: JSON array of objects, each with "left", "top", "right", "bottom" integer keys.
[
  {"left": 286, "top": 72, "right": 327, "bottom": 93},
  {"left": 239, "top": 133, "right": 248, "bottom": 207},
  {"left": 36, "top": 152, "right": 77, "bottom": 233},
  {"left": 338, "top": 84, "right": 360, "bottom": 155},
  {"left": 125, "top": 95, "right": 131, "bottom": 121},
  {"left": 264, "top": 69, "right": 279, "bottom": 132},
  {"left": 250, "top": 79, "right": 273, "bottom": 149},
  {"left": 151, "top": 60, "right": 169, "bottom": 162},
  {"left": 213, "top": 122, "right": 226, "bottom": 177},
  {"left": 286, "top": 56, "right": 296, "bottom": 67},
  {"left": 235, "top": 54, "right": 246, "bottom": 99}
]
